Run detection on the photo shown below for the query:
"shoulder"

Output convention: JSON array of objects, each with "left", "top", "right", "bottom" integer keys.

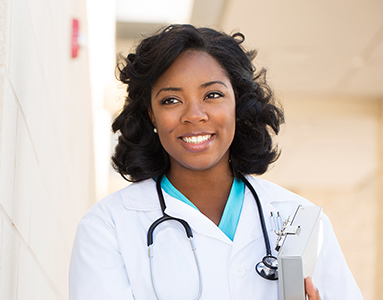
[
  {"left": 118, "top": 178, "right": 160, "bottom": 211},
  {"left": 245, "top": 175, "right": 314, "bottom": 217},
  {"left": 80, "top": 179, "right": 160, "bottom": 225},
  {"left": 246, "top": 175, "right": 311, "bottom": 203}
]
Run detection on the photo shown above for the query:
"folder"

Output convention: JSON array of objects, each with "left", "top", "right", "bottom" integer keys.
[{"left": 277, "top": 206, "right": 323, "bottom": 300}]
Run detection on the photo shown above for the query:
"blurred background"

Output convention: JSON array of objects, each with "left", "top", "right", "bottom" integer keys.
[{"left": 0, "top": 0, "right": 382, "bottom": 299}]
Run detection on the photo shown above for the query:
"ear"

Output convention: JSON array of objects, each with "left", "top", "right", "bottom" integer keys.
[{"left": 148, "top": 107, "right": 156, "bottom": 128}]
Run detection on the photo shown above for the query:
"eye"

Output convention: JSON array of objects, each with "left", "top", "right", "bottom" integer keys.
[
  {"left": 205, "top": 92, "right": 224, "bottom": 99},
  {"left": 161, "top": 97, "right": 181, "bottom": 105}
]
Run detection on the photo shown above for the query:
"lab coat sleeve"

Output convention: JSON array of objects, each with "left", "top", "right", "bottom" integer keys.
[
  {"left": 69, "top": 205, "right": 134, "bottom": 300},
  {"left": 313, "top": 214, "right": 364, "bottom": 300}
]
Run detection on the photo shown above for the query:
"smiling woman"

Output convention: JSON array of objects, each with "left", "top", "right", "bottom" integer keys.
[
  {"left": 111, "top": 25, "right": 283, "bottom": 183},
  {"left": 69, "top": 24, "right": 363, "bottom": 300},
  {"left": 149, "top": 50, "right": 237, "bottom": 225},
  {"left": 150, "top": 51, "right": 235, "bottom": 176}
]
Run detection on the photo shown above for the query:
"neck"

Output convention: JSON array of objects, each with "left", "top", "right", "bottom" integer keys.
[
  {"left": 166, "top": 159, "right": 233, "bottom": 190},
  {"left": 166, "top": 164, "right": 234, "bottom": 225}
]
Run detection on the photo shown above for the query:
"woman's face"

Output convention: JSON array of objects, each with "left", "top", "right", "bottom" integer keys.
[{"left": 150, "top": 50, "right": 236, "bottom": 174}]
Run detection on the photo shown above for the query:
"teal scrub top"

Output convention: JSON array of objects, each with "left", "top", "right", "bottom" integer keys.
[{"left": 161, "top": 175, "right": 245, "bottom": 241}]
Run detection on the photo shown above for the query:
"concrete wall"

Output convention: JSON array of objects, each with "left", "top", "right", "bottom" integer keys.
[{"left": 0, "top": 0, "right": 95, "bottom": 299}]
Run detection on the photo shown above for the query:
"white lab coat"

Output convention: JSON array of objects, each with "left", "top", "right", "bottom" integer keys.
[{"left": 69, "top": 176, "right": 363, "bottom": 300}]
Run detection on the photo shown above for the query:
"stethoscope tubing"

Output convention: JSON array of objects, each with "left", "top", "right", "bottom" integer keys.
[
  {"left": 147, "top": 173, "right": 279, "bottom": 299},
  {"left": 148, "top": 174, "right": 203, "bottom": 300},
  {"left": 147, "top": 175, "right": 194, "bottom": 246},
  {"left": 147, "top": 214, "right": 193, "bottom": 246},
  {"left": 238, "top": 173, "right": 273, "bottom": 257}
]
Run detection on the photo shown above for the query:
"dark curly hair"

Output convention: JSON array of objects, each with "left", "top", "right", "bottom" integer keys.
[{"left": 112, "top": 24, "right": 284, "bottom": 182}]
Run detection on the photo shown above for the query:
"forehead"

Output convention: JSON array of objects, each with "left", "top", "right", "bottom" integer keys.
[{"left": 152, "top": 50, "right": 230, "bottom": 89}]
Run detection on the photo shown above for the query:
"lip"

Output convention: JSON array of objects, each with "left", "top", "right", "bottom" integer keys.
[{"left": 179, "top": 132, "right": 215, "bottom": 152}]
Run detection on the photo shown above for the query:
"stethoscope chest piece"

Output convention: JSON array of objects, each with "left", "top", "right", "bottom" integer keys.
[{"left": 255, "top": 255, "right": 278, "bottom": 280}]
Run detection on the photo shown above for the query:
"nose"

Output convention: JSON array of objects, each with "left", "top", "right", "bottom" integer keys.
[{"left": 181, "top": 101, "right": 208, "bottom": 124}]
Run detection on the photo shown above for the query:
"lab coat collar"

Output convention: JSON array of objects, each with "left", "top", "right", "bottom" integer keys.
[
  {"left": 162, "top": 175, "right": 276, "bottom": 246},
  {"left": 163, "top": 193, "right": 232, "bottom": 244},
  {"left": 119, "top": 178, "right": 232, "bottom": 243},
  {"left": 120, "top": 179, "right": 161, "bottom": 211},
  {"left": 120, "top": 176, "right": 278, "bottom": 247}
]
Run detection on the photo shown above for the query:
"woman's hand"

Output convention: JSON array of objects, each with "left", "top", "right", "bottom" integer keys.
[{"left": 305, "top": 277, "right": 321, "bottom": 300}]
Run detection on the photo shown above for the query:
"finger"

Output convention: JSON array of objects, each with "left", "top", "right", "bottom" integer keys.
[{"left": 305, "top": 277, "right": 321, "bottom": 300}]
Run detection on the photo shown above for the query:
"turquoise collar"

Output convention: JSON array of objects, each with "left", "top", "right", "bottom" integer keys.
[{"left": 161, "top": 175, "right": 245, "bottom": 241}]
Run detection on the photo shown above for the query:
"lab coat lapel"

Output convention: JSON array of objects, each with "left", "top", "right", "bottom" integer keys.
[
  {"left": 230, "top": 187, "right": 276, "bottom": 260},
  {"left": 163, "top": 193, "right": 232, "bottom": 244},
  {"left": 121, "top": 179, "right": 232, "bottom": 244}
]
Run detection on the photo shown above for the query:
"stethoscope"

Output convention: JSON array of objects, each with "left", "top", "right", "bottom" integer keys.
[{"left": 147, "top": 173, "right": 278, "bottom": 300}]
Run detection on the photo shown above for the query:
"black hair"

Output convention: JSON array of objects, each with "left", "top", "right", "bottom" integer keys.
[{"left": 112, "top": 24, "right": 284, "bottom": 182}]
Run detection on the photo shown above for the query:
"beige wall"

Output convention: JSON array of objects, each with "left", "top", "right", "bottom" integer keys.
[
  {"left": 377, "top": 101, "right": 383, "bottom": 299},
  {"left": 0, "top": 0, "right": 95, "bottom": 299},
  {"left": 261, "top": 97, "right": 382, "bottom": 300}
]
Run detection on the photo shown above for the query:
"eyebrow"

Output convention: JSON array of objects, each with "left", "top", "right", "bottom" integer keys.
[
  {"left": 200, "top": 80, "right": 228, "bottom": 89},
  {"left": 155, "top": 81, "right": 228, "bottom": 98},
  {"left": 155, "top": 87, "right": 182, "bottom": 98}
]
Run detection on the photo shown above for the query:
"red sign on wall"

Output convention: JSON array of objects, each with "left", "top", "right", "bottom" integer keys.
[{"left": 71, "top": 19, "right": 79, "bottom": 58}]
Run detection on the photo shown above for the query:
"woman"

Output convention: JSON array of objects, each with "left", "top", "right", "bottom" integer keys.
[{"left": 69, "top": 24, "right": 362, "bottom": 299}]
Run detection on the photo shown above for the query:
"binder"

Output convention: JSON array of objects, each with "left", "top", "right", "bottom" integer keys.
[{"left": 277, "top": 206, "right": 323, "bottom": 300}]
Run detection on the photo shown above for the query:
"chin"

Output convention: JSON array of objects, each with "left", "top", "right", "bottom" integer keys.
[{"left": 181, "top": 159, "right": 229, "bottom": 173}]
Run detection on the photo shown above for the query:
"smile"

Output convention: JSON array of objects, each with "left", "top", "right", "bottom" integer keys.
[{"left": 181, "top": 135, "right": 212, "bottom": 144}]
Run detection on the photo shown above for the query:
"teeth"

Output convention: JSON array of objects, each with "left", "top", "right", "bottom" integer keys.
[{"left": 182, "top": 135, "right": 212, "bottom": 144}]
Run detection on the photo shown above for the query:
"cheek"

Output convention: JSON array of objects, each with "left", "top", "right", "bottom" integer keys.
[
  {"left": 153, "top": 112, "right": 179, "bottom": 150},
  {"left": 220, "top": 104, "right": 236, "bottom": 134},
  {"left": 227, "top": 107, "right": 237, "bottom": 145},
  {"left": 228, "top": 118, "right": 236, "bottom": 143},
  {"left": 155, "top": 112, "right": 177, "bottom": 133}
]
